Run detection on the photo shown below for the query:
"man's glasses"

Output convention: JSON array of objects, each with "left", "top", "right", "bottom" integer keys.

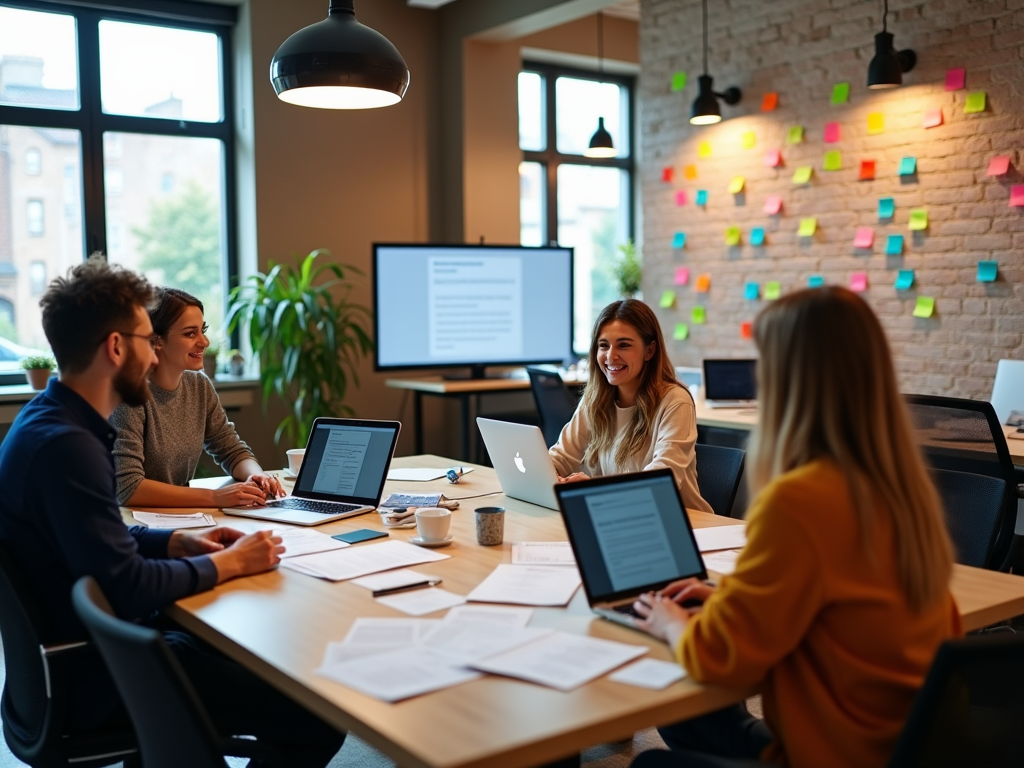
[{"left": 118, "top": 331, "right": 161, "bottom": 349}]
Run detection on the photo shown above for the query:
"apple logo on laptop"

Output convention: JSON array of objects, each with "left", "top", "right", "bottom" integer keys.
[{"left": 514, "top": 452, "right": 526, "bottom": 473}]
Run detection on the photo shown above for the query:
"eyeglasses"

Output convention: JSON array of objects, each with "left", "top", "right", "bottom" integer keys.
[{"left": 118, "top": 331, "right": 161, "bottom": 349}]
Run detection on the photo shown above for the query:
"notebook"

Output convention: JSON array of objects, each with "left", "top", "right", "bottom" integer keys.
[
  {"left": 555, "top": 469, "right": 708, "bottom": 632},
  {"left": 476, "top": 418, "right": 559, "bottom": 510},
  {"left": 224, "top": 418, "right": 400, "bottom": 526},
  {"left": 703, "top": 359, "right": 758, "bottom": 409}
]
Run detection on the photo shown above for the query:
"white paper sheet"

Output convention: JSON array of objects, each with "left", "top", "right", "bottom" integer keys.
[
  {"left": 375, "top": 588, "right": 466, "bottom": 616},
  {"left": 131, "top": 511, "right": 216, "bottom": 530},
  {"left": 470, "top": 631, "right": 647, "bottom": 691},
  {"left": 694, "top": 525, "right": 747, "bottom": 553},
  {"left": 421, "top": 623, "right": 552, "bottom": 665},
  {"left": 386, "top": 467, "right": 475, "bottom": 482},
  {"left": 466, "top": 564, "right": 581, "bottom": 606},
  {"left": 608, "top": 658, "right": 687, "bottom": 690},
  {"left": 511, "top": 542, "right": 576, "bottom": 566},
  {"left": 316, "top": 646, "right": 480, "bottom": 702},
  {"left": 443, "top": 605, "right": 533, "bottom": 628},
  {"left": 187, "top": 476, "right": 234, "bottom": 490},
  {"left": 702, "top": 549, "right": 741, "bottom": 575},
  {"left": 321, "top": 618, "right": 440, "bottom": 664},
  {"left": 350, "top": 569, "right": 438, "bottom": 592},
  {"left": 280, "top": 540, "right": 450, "bottom": 581},
  {"left": 272, "top": 528, "right": 349, "bottom": 559}
]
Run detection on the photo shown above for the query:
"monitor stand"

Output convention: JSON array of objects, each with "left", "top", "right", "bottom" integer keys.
[{"left": 442, "top": 365, "right": 516, "bottom": 381}]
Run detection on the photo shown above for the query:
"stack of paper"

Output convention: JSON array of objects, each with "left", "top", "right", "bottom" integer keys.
[
  {"left": 132, "top": 511, "right": 216, "bottom": 530},
  {"left": 281, "top": 540, "right": 450, "bottom": 581},
  {"left": 511, "top": 542, "right": 576, "bottom": 566},
  {"left": 274, "top": 528, "right": 349, "bottom": 559},
  {"left": 466, "top": 564, "right": 581, "bottom": 606},
  {"left": 693, "top": 525, "right": 747, "bottom": 553},
  {"left": 702, "top": 549, "right": 741, "bottom": 575}
]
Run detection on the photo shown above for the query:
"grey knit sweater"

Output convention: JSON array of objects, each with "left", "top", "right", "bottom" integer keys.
[{"left": 110, "top": 371, "right": 255, "bottom": 504}]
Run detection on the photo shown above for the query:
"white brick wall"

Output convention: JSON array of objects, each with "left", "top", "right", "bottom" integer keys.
[{"left": 640, "top": 0, "right": 1024, "bottom": 399}]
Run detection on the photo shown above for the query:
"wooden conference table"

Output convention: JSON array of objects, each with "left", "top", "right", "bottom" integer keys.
[{"left": 156, "top": 455, "right": 1024, "bottom": 768}]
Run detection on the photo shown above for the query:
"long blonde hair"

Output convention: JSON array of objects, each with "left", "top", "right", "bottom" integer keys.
[
  {"left": 579, "top": 300, "right": 686, "bottom": 470},
  {"left": 748, "top": 287, "right": 953, "bottom": 612}
]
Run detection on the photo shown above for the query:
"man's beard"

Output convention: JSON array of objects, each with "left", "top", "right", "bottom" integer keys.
[{"left": 113, "top": 344, "right": 151, "bottom": 407}]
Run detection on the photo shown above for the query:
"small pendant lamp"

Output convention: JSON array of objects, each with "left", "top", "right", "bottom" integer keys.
[
  {"left": 585, "top": 12, "right": 617, "bottom": 158},
  {"left": 270, "top": 0, "right": 410, "bottom": 110},
  {"left": 690, "top": 0, "right": 741, "bottom": 125},
  {"left": 867, "top": 0, "right": 916, "bottom": 89}
]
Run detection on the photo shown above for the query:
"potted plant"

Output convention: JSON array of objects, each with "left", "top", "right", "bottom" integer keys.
[
  {"left": 21, "top": 355, "right": 56, "bottom": 390},
  {"left": 202, "top": 346, "right": 219, "bottom": 378},
  {"left": 226, "top": 249, "right": 373, "bottom": 448},
  {"left": 614, "top": 240, "right": 642, "bottom": 299}
]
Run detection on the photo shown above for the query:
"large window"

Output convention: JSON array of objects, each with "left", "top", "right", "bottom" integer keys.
[
  {"left": 519, "top": 62, "right": 634, "bottom": 353},
  {"left": 0, "top": 0, "right": 236, "bottom": 372}
]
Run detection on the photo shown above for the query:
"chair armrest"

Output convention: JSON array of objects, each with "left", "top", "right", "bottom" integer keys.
[{"left": 39, "top": 641, "right": 92, "bottom": 699}]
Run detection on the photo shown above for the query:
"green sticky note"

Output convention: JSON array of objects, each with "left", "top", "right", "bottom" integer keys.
[
  {"left": 823, "top": 150, "right": 842, "bottom": 171},
  {"left": 672, "top": 232, "right": 686, "bottom": 249},
  {"left": 673, "top": 322, "right": 689, "bottom": 340},
  {"left": 659, "top": 290, "right": 676, "bottom": 308},
  {"left": 964, "top": 91, "right": 986, "bottom": 114},
  {"left": 886, "top": 234, "right": 904, "bottom": 255},
  {"left": 913, "top": 296, "right": 935, "bottom": 318},
  {"left": 764, "top": 281, "right": 782, "bottom": 301},
  {"left": 808, "top": 275, "right": 825, "bottom": 288},
  {"left": 879, "top": 197, "right": 895, "bottom": 219},
  {"left": 977, "top": 260, "right": 998, "bottom": 282},
  {"left": 895, "top": 269, "right": 914, "bottom": 290},
  {"left": 696, "top": 189, "right": 708, "bottom": 205},
  {"left": 908, "top": 208, "right": 928, "bottom": 231},
  {"left": 744, "top": 282, "right": 759, "bottom": 300},
  {"left": 831, "top": 82, "right": 850, "bottom": 104},
  {"left": 691, "top": 306, "right": 706, "bottom": 325},
  {"left": 742, "top": 131, "right": 756, "bottom": 149},
  {"left": 671, "top": 71, "right": 687, "bottom": 92},
  {"left": 793, "top": 166, "right": 813, "bottom": 184},
  {"left": 798, "top": 217, "right": 817, "bottom": 237},
  {"left": 899, "top": 157, "right": 917, "bottom": 176},
  {"left": 725, "top": 226, "right": 741, "bottom": 246},
  {"left": 787, "top": 125, "right": 804, "bottom": 144},
  {"left": 750, "top": 227, "right": 765, "bottom": 246}
]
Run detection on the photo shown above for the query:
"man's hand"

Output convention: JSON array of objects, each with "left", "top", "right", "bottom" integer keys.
[
  {"left": 209, "top": 530, "right": 285, "bottom": 583},
  {"left": 168, "top": 527, "right": 246, "bottom": 558}
]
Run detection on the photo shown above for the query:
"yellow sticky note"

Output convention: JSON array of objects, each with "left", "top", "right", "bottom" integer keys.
[
  {"left": 764, "top": 281, "right": 782, "bottom": 301},
  {"left": 728, "top": 176, "right": 745, "bottom": 194},
  {"left": 908, "top": 208, "right": 928, "bottom": 231},
  {"left": 695, "top": 273, "right": 711, "bottom": 292},
  {"left": 691, "top": 306, "right": 706, "bottom": 325},
  {"left": 742, "top": 131, "right": 756, "bottom": 149},
  {"left": 787, "top": 125, "right": 804, "bottom": 144},
  {"left": 913, "top": 296, "right": 935, "bottom": 318},
  {"left": 798, "top": 218, "right": 817, "bottom": 237},
  {"left": 725, "top": 226, "right": 741, "bottom": 246},
  {"left": 867, "top": 113, "right": 884, "bottom": 134},
  {"left": 793, "top": 166, "right": 812, "bottom": 184},
  {"left": 659, "top": 290, "right": 676, "bottom": 309},
  {"left": 698, "top": 141, "right": 712, "bottom": 159},
  {"left": 964, "top": 91, "right": 986, "bottom": 114},
  {"left": 673, "top": 323, "right": 689, "bottom": 341}
]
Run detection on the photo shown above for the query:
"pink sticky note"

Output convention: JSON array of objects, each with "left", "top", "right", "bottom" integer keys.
[
  {"left": 853, "top": 227, "right": 874, "bottom": 249},
  {"left": 923, "top": 109, "right": 944, "bottom": 129},
  {"left": 674, "top": 190, "right": 688, "bottom": 206},
  {"left": 764, "top": 195, "right": 783, "bottom": 215},
  {"left": 850, "top": 272, "right": 868, "bottom": 293},
  {"left": 764, "top": 149, "right": 781, "bottom": 168},
  {"left": 674, "top": 267, "right": 690, "bottom": 286},
  {"left": 945, "top": 67, "right": 965, "bottom": 91},
  {"left": 1009, "top": 185, "right": 1024, "bottom": 207},
  {"left": 824, "top": 122, "right": 841, "bottom": 143},
  {"left": 988, "top": 156, "right": 1011, "bottom": 176}
]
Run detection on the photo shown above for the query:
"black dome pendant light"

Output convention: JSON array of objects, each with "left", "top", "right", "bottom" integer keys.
[
  {"left": 270, "top": 0, "right": 410, "bottom": 110},
  {"left": 690, "top": 0, "right": 741, "bottom": 125},
  {"left": 867, "top": 0, "right": 916, "bottom": 89},
  {"left": 585, "top": 12, "right": 616, "bottom": 158}
]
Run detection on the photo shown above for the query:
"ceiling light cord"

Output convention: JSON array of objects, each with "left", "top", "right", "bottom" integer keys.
[
  {"left": 702, "top": 0, "right": 709, "bottom": 76},
  {"left": 597, "top": 11, "right": 604, "bottom": 78}
]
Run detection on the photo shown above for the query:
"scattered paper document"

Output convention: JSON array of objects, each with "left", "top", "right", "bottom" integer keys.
[
  {"left": 350, "top": 568, "right": 437, "bottom": 592},
  {"left": 387, "top": 467, "right": 474, "bottom": 482},
  {"left": 703, "top": 549, "right": 741, "bottom": 576},
  {"left": 281, "top": 540, "right": 450, "bottom": 582},
  {"left": 322, "top": 617, "right": 440, "bottom": 663},
  {"left": 317, "top": 646, "right": 480, "bottom": 702},
  {"left": 132, "top": 511, "right": 216, "bottom": 530},
  {"left": 694, "top": 525, "right": 747, "bottom": 553},
  {"left": 444, "top": 605, "right": 533, "bottom": 628},
  {"left": 376, "top": 588, "right": 466, "bottom": 616},
  {"left": 272, "top": 528, "right": 349, "bottom": 558},
  {"left": 467, "top": 564, "right": 581, "bottom": 606},
  {"left": 470, "top": 631, "right": 646, "bottom": 692},
  {"left": 512, "top": 542, "right": 576, "bottom": 566},
  {"left": 609, "top": 658, "right": 687, "bottom": 690},
  {"left": 421, "top": 623, "right": 552, "bottom": 665}
]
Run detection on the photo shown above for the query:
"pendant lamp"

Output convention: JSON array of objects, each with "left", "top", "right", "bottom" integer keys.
[
  {"left": 270, "top": 0, "right": 410, "bottom": 110},
  {"left": 867, "top": 0, "right": 916, "bottom": 89},
  {"left": 690, "top": 0, "right": 741, "bottom": 125},
  {"left": 585, "top": 12, "right": 617, "bottom": 158}
]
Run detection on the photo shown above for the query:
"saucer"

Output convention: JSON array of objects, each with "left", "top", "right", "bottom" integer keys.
[
  {"left": 410, "top": 535, "right": 453, "bottom": 548},
  {"left": 282, "top": 469, "right": 298, "bottom": 479}
]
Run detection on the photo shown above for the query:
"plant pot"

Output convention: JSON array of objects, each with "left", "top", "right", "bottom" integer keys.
[
  {"left": 25, "top": 368, "right": 52, "bottom": 390},
  {"left": 202, "top": 356, "right": 217, "bottom": 379}
]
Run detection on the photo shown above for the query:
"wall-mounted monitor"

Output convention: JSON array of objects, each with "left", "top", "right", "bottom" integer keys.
[{"left": 373, "top": 244, "right": 574, "bottom": 378}]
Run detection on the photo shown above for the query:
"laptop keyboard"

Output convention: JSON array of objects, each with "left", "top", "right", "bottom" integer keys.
[
  {"left": 270, "top": 498, "right": 363, "bottom": 516},
  {"left": 612, "top": 603, "right": 642, "bottom": 619}
]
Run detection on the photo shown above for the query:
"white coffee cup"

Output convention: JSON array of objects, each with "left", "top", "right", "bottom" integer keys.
[
  {"left": 414, "top": 507, "right": 451, "bottom": 542},
  {"left": 286, "top": 449, "right": 305, "bottom": 476}
]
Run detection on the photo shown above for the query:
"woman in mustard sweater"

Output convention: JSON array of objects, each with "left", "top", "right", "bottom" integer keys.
[{"left": 632, "top": 287, "right": 961, "bottom": 768}]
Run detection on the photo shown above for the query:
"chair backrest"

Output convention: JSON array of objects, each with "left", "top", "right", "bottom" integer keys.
[
  {"left": 932, "top": 468, "right": 1006, "bottom": 569},
  {"left": 991, "top": 359, "right": 1024, "bottom": 427},
  {"left": 526, "top": 367, "right": 578, "bottom": 448},
  {"left": 904, "top": 395, "right": 1018, "bottom": 570},
  {"left": 888, "top": 633, "right": 1024, "bottom": 767},
  {"left": 694, "top": 443, "right": 746, "bottom": 517},
  {"left": 71, "top": 578, "right": 225, "bottom": 768}
]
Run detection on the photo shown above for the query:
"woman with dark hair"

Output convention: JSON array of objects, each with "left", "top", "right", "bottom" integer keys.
[
  {"left": 548, "top": 299, "right": 711, "bottom": 513},
  {"left": 111, "top": 288, "right": 283, "bottom": 507}
]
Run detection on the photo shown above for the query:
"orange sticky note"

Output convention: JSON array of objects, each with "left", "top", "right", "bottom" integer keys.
[
  {"left": 859, "top": 160, "right": 876, "bottom": 180},
  {"left": 761, "top": 92, "right": 778, "bottom": 111},
  {"left": 988, "top": 156, "right": 1011, "bottom": 176},
  {"left": 695, "top": 274, "right": 711, "bottom": 292},
  {"left": 740, "top": 321, "right": 753, "bottom": 340},
  {"left": 674, "top": 267, "right": 690, "bottom": 286},
  {"left": 661, "top": 166, "right": 674, "bottom": 182},
  {"left": 684, "top": 164, "right": 698, "bottom": 180},
  {"left": 764, "top": 149, "right": 781, "bottom": 168},
  {"left": 923, "top": 109, "right": 944, "bottom": 128}
]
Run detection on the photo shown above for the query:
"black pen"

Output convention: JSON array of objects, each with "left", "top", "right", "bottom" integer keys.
[{"left": 372, "top": 579, "right": 442, "bottom": 598}]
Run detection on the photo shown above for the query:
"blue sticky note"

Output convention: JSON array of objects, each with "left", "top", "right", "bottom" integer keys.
[
  {"left": 895, "top": 269, "right": 914, "bottom": 290},
  {"left": 672, "top": 232, "right": 686, "bottom": 249},
  {"left": 750, "top": 227, "right": 765, "bottom": 246},
  {"left": 879, "top": 197, "right": 895, "bottom": 219},
  {"left": 885, "top": 234, "right": 904, "bottom": 255},
  {"left": 808, "top": 275, "right": 825, "bottom": 287},
  {"left": 744, "top": 282, "right": 759, "bottom": 300},
  {"left": 899, "top": 157, "right": 917, "bottom": 176},
  {"left": 696, "top": 189, "right": 709, "bottom": 205},
  {"left": 977, "top": 260, "right": 998, "bottom": 282}
]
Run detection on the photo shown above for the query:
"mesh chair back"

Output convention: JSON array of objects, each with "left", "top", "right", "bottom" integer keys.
[
  {"left": 526, "top": 367, "right": 578, "bottom": 448},
  {"left": 932, "top": 468, "right": 1006, "bottom": 569},
  {"left": 694, "top": 444, "right": 746, "bottom": 517},
  {"left": 71, "top": 578, "right": 225, "bottom": 768},
  {"left": 888, "top": 633, "right": 1024, "bottom": 767}
]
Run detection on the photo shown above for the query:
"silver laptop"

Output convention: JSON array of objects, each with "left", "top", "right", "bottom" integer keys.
[
  {"left": 224, "top": 418, "right": 400, "bottom": 526},
  {"left": 476, "top": 418, "right": 559, "bottom": 510},
  {"left": 703, "top": 358, "right": 758, "bottom": 409},
  {"left": 555, "top": 469, "right": 708, "bottom": 631}
]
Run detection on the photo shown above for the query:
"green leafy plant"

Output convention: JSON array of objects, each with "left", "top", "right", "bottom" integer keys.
[
  {"left": 226, "top": 249, "right": 373, "bottom": 448},
  {"left": 614, "top": 240, "right": 642, "bottom": 298},
  {"left": 20, "top": 355, "right": 55, "bottom": 371}
]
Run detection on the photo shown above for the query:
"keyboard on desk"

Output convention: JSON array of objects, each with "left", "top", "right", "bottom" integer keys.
[
  {"left": 268, "top": 498, "right": 363, "bottom": 516},
  {"left": 612, "top": 603, "right": 643, "bottom": 619}
]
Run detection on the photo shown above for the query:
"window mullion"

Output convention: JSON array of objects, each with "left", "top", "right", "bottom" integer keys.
[
  {"left": 544, "top": 73, "right": 558, "bottom": 246},
  {"left": 77, "top": 7, "right": 107, "bottom": 256}
]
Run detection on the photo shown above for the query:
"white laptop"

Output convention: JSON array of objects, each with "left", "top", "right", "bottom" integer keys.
[
  {"left": 555, "top": 468, "right": 708, "bottom": 631},
  {"left": 702, "top": 359, "right": 758, "bottom": 409},
  {"left": 224, "top": 418, "right": 400, "bottom": 526},
  {"left": 476, "top": 418, "right": 559, "bottom": 510}
]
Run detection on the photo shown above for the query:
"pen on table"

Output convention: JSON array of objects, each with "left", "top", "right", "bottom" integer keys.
[{"left": 372, "top": 579, "right": 442, "bottom": 597}]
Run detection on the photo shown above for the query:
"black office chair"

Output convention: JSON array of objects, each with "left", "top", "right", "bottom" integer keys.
[
  {"left": 526, "top": 367, "right": 579, "bottom": 447},
  {"left": 905, "top": 395, "right": 1023, "bottom": 572},
  {"left": 932, "top": 468, "right": 1006, "bottom": 569},
  {"left": 694, "top": 444, "right": 745, "bottom": 517},
  {"left": 0, "top": 543, "right": 137, "bottom": 768}
]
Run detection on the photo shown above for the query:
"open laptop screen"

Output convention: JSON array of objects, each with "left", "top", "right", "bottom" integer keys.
[
  {"left": 557, "top": 470, "right": 706, "bottom": 605},
  {"left": 703, "top": 359, "right": 757, "bottom": 401},
  {"left": 293, "top": 420, "right": 399, "bottom": 504}
]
